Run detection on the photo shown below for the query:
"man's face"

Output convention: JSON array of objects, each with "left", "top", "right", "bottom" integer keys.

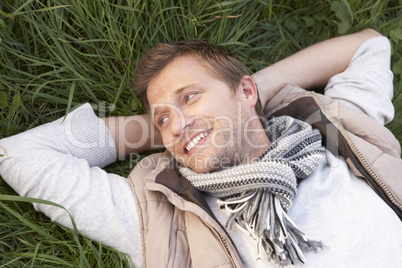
[{"left": 147, "top": 55, "right": 265, "bottom": 173}]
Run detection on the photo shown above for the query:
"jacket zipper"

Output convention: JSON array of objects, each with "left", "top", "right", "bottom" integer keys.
[
  {"left": 311, "top": 92, "right": 402, "bottom": 210},
  {"left": 206, "top": 222, "right": 239, "bottom": 267}
]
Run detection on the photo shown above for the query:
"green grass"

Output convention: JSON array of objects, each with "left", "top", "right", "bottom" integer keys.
[{"left": 0, "top": 0, "right": 401, "bottom": 266}]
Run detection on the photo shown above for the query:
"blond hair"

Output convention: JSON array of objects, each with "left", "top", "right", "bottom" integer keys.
[{"left": 132, "top": 39, "right": 262, "bottom": 114}]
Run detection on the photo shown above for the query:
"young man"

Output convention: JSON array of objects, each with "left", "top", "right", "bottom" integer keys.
[{"left": 0, "top": 29, "right": 401, "bottom": 267}]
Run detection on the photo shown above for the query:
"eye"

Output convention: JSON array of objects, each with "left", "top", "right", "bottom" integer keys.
[
  {"left": 185, "top": 93, "right": 196, "bottom": 103},
  {"left": 158, "top": 116, "right": 169, "bottom": 126}
]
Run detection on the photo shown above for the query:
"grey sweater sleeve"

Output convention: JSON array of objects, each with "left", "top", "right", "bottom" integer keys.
[
  {"left": 0, "top": 103, "right": 143, "bottom": 266},
  {"left": 324, "top": 36, "right": 394, "bottom": 125}
]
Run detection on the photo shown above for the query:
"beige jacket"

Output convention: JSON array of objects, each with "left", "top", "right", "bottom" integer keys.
[{"left": 127, "top": 84, "right": 402, "bottom": 268}]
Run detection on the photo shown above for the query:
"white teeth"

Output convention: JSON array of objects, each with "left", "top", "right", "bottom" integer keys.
[{"left": 186, "top": 130, "right": 211, "bottom": 152}]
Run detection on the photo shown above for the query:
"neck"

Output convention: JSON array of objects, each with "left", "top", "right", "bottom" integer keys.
[{"left": 238, "top": 119, "right": 271, "bottom": 164}]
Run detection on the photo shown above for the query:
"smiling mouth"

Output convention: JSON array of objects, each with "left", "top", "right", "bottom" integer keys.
[{"left": 185, "top": 129, "right": 212, "bottom": 153}]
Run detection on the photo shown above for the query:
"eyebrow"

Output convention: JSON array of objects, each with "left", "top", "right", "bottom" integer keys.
[
  {"left": 173, "top": 85, "right": 193, "bottom": 97},
  {"left": 152, "top": 108, "right": 162, "bottom": 121},
  {"left": 151, "top": 84, "right": 198, "bottom": 119}
]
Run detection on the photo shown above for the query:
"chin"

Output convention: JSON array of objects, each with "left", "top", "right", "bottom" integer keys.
[
  {"left": 176, "top": 149, "right": 235, "bottom": 173},
  {"left": 191, "top": 166, "right": 215, "bottom": 174},
  {"left": 187, "top": 160, "right": 232, "bottom": 174}
]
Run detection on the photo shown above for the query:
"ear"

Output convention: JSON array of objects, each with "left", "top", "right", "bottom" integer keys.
[{"left": 239, "top": 75, "right": 259, "bottom": 109}]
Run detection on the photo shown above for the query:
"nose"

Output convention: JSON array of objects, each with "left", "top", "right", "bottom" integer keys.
[{"left": 170, "top": 110, "right": 194, "bottom": 137}]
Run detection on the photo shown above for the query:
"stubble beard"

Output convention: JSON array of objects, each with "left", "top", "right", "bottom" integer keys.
[
  {"left": 172, "top": 101, "right": 269, "bottom": 173},
  {"left": 179, "top": 116, "right": 259, "bottom": 173}
]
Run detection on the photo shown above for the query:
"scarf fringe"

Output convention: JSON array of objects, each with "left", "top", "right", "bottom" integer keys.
[{"left": 219, "top": 190, "right": 323, "bottom": 266}]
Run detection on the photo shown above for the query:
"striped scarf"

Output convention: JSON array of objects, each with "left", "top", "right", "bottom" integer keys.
[{"left": 179, "top": 116, "right": 325, "bottom": 266}]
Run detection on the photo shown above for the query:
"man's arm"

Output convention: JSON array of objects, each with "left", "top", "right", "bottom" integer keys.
[
  {"left": 252, "top": 28, "right": 382, "bottom": 107},
  {"left": 102, "top": 114, "right": 163, "bottom": 160},
  {"left": 0, "top": 104, "right": 143, "bottom": 265},
  {"left": 101, "top": 29, "right": 383, "bottom": 158}
]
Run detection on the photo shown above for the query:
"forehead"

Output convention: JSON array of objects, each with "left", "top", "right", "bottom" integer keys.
[{"left": 147, "top": 55, "right": 212, "bottom": 106}]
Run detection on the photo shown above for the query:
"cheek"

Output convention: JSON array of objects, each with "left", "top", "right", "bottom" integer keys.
[{"left": 161, "top": 132, "right": 180, "bottom": 153}]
